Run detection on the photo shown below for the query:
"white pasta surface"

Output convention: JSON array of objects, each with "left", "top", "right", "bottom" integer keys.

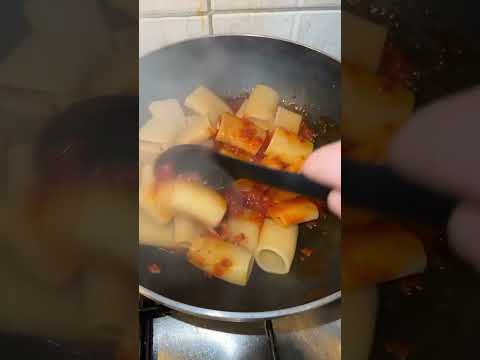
[
  {"left": 184, "top": 86, "right": 232, "bottom": 125},
  {"left": 139, "top": 210, "right": 175, "bottom": 248},
  {"left": 265, "top": 127, "right": 313, "bottom": 165},
  {"left": 274, "top": 106, "right": 302, "bottom": 134},
  {"left": 171, "top": 181, "right": 227, "bottom": 228},
  {"left": 188, "top": 236, "right": 254, "bottom": 286},
  {"left": 267, "top": 197, "right": 319, "bottom": 226},
  {"left": 175, "top": 115, "right": 212, "bottom": 145},
  {"left": 255, "top": 219, "right": 298, "bottom": 275},
  {"left": 244, "top": 84, "right": 279, "bottom": 123}
]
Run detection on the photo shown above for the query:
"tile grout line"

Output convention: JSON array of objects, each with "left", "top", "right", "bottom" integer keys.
[
  {"left": 140, "top": 12, "right": 206, "bottom": 19},
  {"left": 291, "top": 13, "right": 301, "bottom": 43},
  {"left": 211, "top": 6, "right": 341, "bottom": 14},
  {"left": 207, "top": 0, "right": 214, "bottom": 35},
  {"left": 140, "top": 6, "right": 340, "bottom": 19}
]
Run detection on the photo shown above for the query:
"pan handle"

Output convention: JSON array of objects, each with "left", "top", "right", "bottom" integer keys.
[{"left": 265, "top": 320, "right": 280, "bottom": 360}]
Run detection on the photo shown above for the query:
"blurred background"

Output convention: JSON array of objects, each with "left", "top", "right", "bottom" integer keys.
[
  {"left": 138, "top": 2, "right": 342, "bottom": 360},
  {"left": 0, "top": 1, "right": 137, "bottom": 359}
]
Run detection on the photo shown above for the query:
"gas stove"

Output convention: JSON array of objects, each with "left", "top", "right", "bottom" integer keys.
[{"left": 139, "top": 296, "right": 341, "bottom": 360}]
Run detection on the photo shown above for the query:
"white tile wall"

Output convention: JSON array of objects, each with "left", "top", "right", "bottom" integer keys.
[
  {"left": 295, "top": 10, "right": 341, "bottom": 60},
  {"left": 139, "top": 16, "right": 209, "bottom": 57},
  {"left": 212, "top": 11, "right": 340, "bottom": 59},
  {"left": 212, "top": 12, "right": 297, "bottom": 40},
  {"left": 139, "top": 1, "right": 341, "bottom": 59},
  {"left": 212, "top": 0, "right": 340, "bottom": 10},
  {"left": 140, "top": 0, "right": 208, "bottom": 16},
  {"left": 212, "top": 0, "right": 297, "bottom": 10},
  {"left": 299, "top": 0, "right": 340, "bottom": 6}
]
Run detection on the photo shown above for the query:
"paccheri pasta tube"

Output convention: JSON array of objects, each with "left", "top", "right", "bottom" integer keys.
[
  {"left": 217, "top": 144, "right": 251, "bottom": 161},
  {"left": 260, "top": 155, "right": 287, "bottom": 171},
  {"left": 188, "top": 236, "right": 254, "bottom": 286},
  {"left": 184, "top": 86, "right": 232, "bottom": 125},
  {"left": 139, "top": 209, "right": 175, "bottom": 248},
  {"left": 140, "top": 99, "right": 186, "bottom": 144},
  {"left": 343, "top": 222, "right": 426, "bottom": 290},
  {"left": 216, "top": 113, "right": 267, "bottom": 156},
  {"left": 342, "top": 63, "right": 414, "bottom": 145},
  {"left": 266, "top": 187, "right": 299, "bottom": 203},
  {"left": 244, "top": 84, "right": 279, "bottom": 124},
  {"left": 175, "top": 115, "right": 212, "bottom": 145},
  {"left": 139, "top": 141, "right": 166, "bottom": 165},
  {"left": 342, "top": 12, "right": 387, "bottom": 73},
  {"left": 174, "top": 215, "right": 201, "bottom": 248},
  {"left": 267, "top": 197, "right": 319, "bottom": 226},
  {"left": 274, "top": 106, "right": 302, "bottom": 134},
  {"left": 255, "top": 219, "right": 298, "bottom": 275},
  {"left": 171, "top": 180, "right": 227, "bottom": 228},
  {"left": 140, "top": 164, "right": 154, "bottom": 188},
  {"left": 265, "top": 127, "right": 313, "bottom": 165},
  {"left": 227, "top": 210, "right": 262, "bottom": 253},
  {"left": 139, "top": 181, "right": 174, "bottom": 225}
]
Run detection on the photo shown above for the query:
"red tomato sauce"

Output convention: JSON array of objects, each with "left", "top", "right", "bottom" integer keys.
[
  {"left": 148, "top": 264, "right": 161, "bottom": 274},
  {"left": 155, "top": 162, "right": 207, "bottom": 186},
  {"left": 239, "top": 121, "right": 257, "bottom": 141},
  {"left": 155, "top": 163, "right": 176, "bottom": 181},
  {"left": 227, "top": 95, "right": 248, "bottom": 114},
  {"left": 251, "top": 132, "right": 272, "bottom": 163},
  {"left": 239, "top": 119, "right": 265, "bottom": 149},
  {"left": 300, "top": 248, "right": 313, "bottom": 257},
  {"left": 188, "top": 253, "right": 205, "bottom": 268},
  {"left": 231, "top": 233, "right": 246, "bottom": 246},
  {"left": 379, "top": 40, "right": 415, "bottom": 92},
  {"left": 298, "top": 121, "right": 316, "bottom": 143},
  {"left": 213, "top": 258, "right": 233, "bottom": 277},
  {"left": 215, "top": 220, "right": 230, "bottom": 239},
  {"left": 224, "top": 182, "right": 272, "bottom": 219}
]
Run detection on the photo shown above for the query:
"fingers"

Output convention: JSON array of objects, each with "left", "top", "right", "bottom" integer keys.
[
  {"left": 328, "top": 190, "right": 341, "bottom": 218},
  {"left": 302, "top": 141, "right": 341, "bottom": 190},
  {"left": 389, "top": 87, "right": 480, "bottom": 202},
  {"left": 302, "top": 141, "right": 341, "bottom": 217},
  {"left": 448, "top": 202, "right": 480, "bottom": 271}
]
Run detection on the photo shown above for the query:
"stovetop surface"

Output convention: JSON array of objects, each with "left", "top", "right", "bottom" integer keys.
[{"left": 140, "top": 297, "right": 341, "bottom": 360}]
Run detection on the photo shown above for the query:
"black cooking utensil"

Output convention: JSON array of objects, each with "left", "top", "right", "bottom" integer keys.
[
  {"left": 343, "top": 159, "right": 456, "bottom": 226},
  {"left": 156, "top": 144, "right": 456, "bottom": 226}
]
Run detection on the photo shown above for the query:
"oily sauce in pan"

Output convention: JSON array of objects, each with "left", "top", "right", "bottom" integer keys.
[{"left": 145, "top": 93, "right": 338, "bottom": 282}]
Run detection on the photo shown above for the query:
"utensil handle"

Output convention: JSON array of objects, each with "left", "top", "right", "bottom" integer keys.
[
  {"left": 342, "top": 159, "right": 456, "bottom": 225},
  {"left": 215, "top": 153, "right": 331, "bottom": 199},
  {"left": 159, "top": 145, "right": 456, "bottom": 225}
]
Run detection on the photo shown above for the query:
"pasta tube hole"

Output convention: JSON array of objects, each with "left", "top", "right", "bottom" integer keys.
[{"left": 256, "top": 249, "right": 288, "bottom": 275}]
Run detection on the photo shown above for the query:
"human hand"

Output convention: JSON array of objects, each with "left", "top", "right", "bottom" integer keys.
[
  {"left": 302, "top": 141, "right": 341, "bottom": 218},
  {"left": 389, "top": 88, "right": 480, "bottom": 270}
]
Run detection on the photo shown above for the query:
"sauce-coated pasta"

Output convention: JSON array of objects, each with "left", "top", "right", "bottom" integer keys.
[{"left": 139, "top": 84, "right": 330, "bottom": 286}]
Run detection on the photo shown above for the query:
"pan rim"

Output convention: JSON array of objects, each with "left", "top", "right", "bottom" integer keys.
[
  {"left": 140, "top": 34, "right": 341, "bottom": 322},
  {"left": 139, "top": 285, "right": 341, "bottom": 322},
  {"left": 140, "top": 33, "right": 341, "bottom": 64}
]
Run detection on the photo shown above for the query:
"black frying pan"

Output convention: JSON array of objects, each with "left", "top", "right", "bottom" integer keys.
[{"left": 139, "top": 35, "right": 341, "bottom": 321}]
